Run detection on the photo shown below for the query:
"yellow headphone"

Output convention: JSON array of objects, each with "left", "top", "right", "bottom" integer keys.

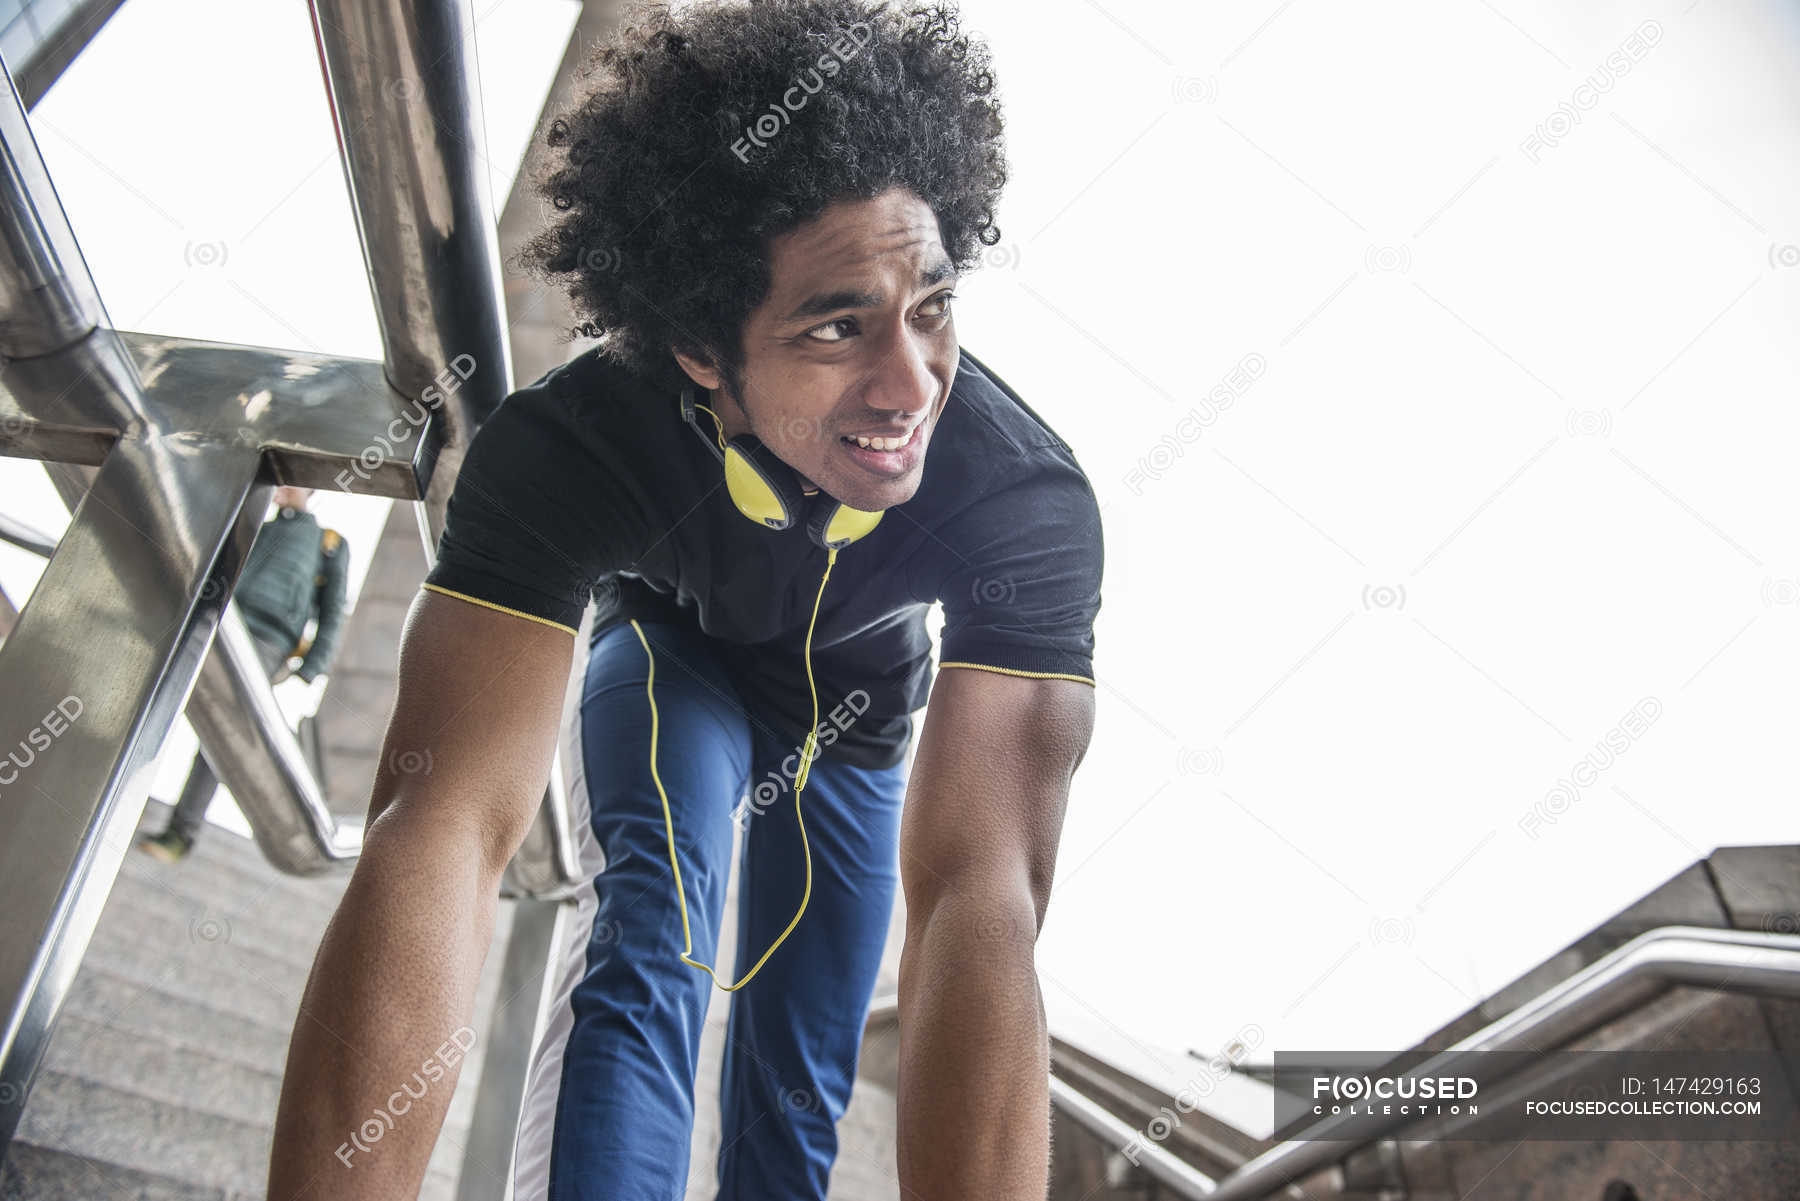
[{"left": 623, "top": 383, "right": 883, "bottom": 991}]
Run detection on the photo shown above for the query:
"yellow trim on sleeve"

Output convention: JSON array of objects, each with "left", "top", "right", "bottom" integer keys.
[
  {"left": 420, "top": 583, "right": 578, "bottom": 636},
  {"left": 939, "top": 660, "right": 1095, "bottom": 686}
]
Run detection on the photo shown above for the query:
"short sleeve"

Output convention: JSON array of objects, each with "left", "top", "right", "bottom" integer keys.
[
  {"left": 933, "top": 465, "right": 1103, "bottom": 685},
  {"left": 422, "top": 381, "right": 633, "bottom": 636}
]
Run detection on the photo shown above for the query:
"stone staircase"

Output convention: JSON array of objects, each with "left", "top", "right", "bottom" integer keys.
[
  {"left": 1, "top": 796, "right": 912, "bottom": 1201},
  {"left": 1, "top": 798, "right": 515, "bottom": 1200}
]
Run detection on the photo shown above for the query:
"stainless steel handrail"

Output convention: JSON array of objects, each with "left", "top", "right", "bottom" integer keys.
[
  {"left": 0, "top": 510, "right": 56, "bottom": 557},
  {"left": 0, "top": 48, "right": 430, "bottom": 1144},
  {"left": 1, "top": 0, "right": 590, "bottom": 1165},
  {"left": 1041, "top": 925, "right": 1800, "bottom": 1199},
  {"left": 308, "top": 0, "right": 583, "bottom": 898},
  {"left": 0, "top": 510, "right": 361, "bottom": 875},
  {"left": 3, "top": 0, "right": 588, "bottom": 894},
  {"left": 0, "top": 42, "right": 277, "bottom": 1144},
  {"left": 1050, "top": 1075, "right": 1221, "bottom": 1196},
  {"left": 10, "top": 0, "right": 129, "bottom": 111},
  {"left": 29, "top": 331, "right": 413, "bottom": 876}
]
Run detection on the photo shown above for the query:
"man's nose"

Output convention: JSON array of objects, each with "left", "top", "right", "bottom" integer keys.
[{"left": 863, "top": 338, "right": 942, "bottom": 418}]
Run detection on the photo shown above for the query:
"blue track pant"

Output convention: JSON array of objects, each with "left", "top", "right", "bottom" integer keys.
[{"left": 510, "top": 620, "right": 910, "bottom": 1200}]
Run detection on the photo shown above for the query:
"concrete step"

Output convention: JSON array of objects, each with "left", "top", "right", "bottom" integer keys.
[
  {"left": 11, "top": 796, "right": 513, "bottom": 1197},
  {"left": 1, "top": 1139, "right": 229, "bottom": 1200},
  {"left": 36, "top": 1014, "right": 283, "bottom": 1130},
  {"left": 119, "top": 845, "right": 350, "bottom": 933},
  {"left": 62, "top": 964, "right": 295, "bottom": 1074},
  {"left": 127, "top": 801, "right": 354, "bottom": 921},
  {"left": 12, "top": 1070, "right": 464, "bottom": 1200},
  {"left": 112, "top": 853, "right": 345, "bottom": 975},
  {"left": 76, "top": 916, "right": 313, "bottom": 1035},
  {"left": 14, "top": 1069, "right": 273, "bottom": 1194},
  {"left": 49, "top": 968, "right": 490, "bottom": 1194}
]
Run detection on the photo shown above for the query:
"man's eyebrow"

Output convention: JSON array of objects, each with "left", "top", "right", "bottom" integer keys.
[{"left": 780, "top": 260, "right": 959, "bottom": 324}]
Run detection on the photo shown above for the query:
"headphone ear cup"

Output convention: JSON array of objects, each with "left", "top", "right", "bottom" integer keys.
[
  {"left": 806, "top": 495, "right": 884, "bottom": 551},
  {"left": 723, "top": 435, "right": 807, "bottom": 530}
]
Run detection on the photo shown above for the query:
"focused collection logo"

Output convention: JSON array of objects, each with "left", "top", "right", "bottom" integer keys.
[{"left": 1311, "top": 1073, "right": 1479, "bottom": 1117}]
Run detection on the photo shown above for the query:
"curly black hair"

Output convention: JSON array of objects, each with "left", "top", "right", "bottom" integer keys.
[{"left": 515, "top": 0, "right": 1007, "bottom": 400}]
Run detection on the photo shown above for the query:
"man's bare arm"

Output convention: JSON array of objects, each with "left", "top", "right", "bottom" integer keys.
[
  {"left": 266, "top": 588, "right": 574, "bottom": 1199},
  {"left": 896, "top": 665, "right": 1095, "bottom": 1199}
]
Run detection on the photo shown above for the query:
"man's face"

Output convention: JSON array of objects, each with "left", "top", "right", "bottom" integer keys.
[
  {"left": 677, "top": 186, "right": 959, "bottom": 513},
  {"left": 272, "top": 486, "right": 310, "bottom": 510}
]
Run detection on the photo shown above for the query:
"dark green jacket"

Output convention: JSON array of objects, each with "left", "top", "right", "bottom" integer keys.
[{"left": 235, "top": 507, "right": 350, "bottom": 684}]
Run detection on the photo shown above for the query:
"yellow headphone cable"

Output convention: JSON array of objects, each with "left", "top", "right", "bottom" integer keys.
[{"left": 627, "top": 540, "right": 837, "bottom": 992}]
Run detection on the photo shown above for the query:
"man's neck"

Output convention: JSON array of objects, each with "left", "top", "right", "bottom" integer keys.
[
  {"left": 707, "top": 387, "right": 818, "bottom": 494},
  {"left": 710, "top": 387, "right": 750, "bottom": 442}
]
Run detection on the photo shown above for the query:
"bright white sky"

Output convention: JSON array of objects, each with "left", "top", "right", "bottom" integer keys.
[{"left": 2, "top": 0, "right": 1797, "bottom": 1134}]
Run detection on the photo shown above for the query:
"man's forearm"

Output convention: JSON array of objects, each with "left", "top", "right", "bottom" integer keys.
[
  {"left": 897, "top": 892, "right": 1050, "bottom": 1198},
  {"left": 266, "top": 808, "right": 496, "bottom": 1199}
]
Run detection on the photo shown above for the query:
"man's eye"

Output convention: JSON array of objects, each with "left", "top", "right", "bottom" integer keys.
[
  {"left": 806, "top": 318, "right": 857, "bottom": 343},
  {"left": 803, "top": 293, "right": 955, "bottom": 343}
]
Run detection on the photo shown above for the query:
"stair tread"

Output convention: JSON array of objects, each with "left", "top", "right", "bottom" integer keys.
[
  {"left": 12, "top": 803, "right": 510, "bottom": 1196},
  {"left": 127, "top": 803, "right": 355, "bottom": 915},
  {"left": 2, "top": 1139, "right": 230, "bottom": 1200},
  {"left": 57, "top": 966, "right": 489, "bottom": 1146},
  {"left": 69, "top": 927, "right": 310, "bottom": 1034},
  {"left": 15, "top": 1070, "right": 272, "bottom": 1194},
  {"left": 106, "top": 861, "right": 345, "bottom": 973},
  {"left": 3, "top": 1134, "right": 463, "bottom": 1201},
  {"left": 16, "top": 1069, "right": 473, "bottom": 1196},
  {"left": 37, "top": 1014, "right": 283, "bottom": 1126},
  {"left": 64, "top": 963, "right": 300, "bottom": 1064}
]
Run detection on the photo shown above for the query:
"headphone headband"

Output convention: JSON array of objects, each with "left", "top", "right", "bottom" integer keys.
[{"left": 679, "top": 383, "right": 727, "bottom": 465}]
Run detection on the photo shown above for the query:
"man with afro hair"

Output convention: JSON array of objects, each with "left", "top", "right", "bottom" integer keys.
[{"left": 268, "top": 2, "right": 1102, "bottom": 1197}]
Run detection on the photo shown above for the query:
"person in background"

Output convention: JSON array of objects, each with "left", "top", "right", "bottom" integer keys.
[{"left": 138, "top": 485, "right": 350, "bottom": 862}]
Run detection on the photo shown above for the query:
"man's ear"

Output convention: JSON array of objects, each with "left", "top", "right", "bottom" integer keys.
[{"left": 671, "top": 347, "right": 722, "bottom": 391}]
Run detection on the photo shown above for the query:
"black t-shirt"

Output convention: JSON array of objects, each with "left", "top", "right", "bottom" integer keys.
[{"left": 421, "top": 345, "right": 1103, "bottom": 770}]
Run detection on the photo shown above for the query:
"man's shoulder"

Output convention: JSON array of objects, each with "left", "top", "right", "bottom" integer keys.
[
  {"left": 947, "top": 349, "right": 1077, "bottom": 459},
  {"left": 320, "top": 528, "right": 345, "bottom": 555},
  {"left": 925, "top": 349, "right": 1092, "bottom": 506},
  {"left": 448, "top": 348, "right": 673, "bottom": 546},
  {"left": 479, "top": 347, "right": 666, "bottom": 452},
  {"left": 536, "top": 345, "right": 671, "bottom": 412}
]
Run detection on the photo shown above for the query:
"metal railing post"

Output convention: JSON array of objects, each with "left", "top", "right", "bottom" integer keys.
[{"left": 308, "top": 0, "right": 582, "bottom": 898}]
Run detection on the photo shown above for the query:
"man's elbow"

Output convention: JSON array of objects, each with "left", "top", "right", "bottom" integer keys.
[{"left": 907, "top": 879, "right": 1044, "bottom": 967}]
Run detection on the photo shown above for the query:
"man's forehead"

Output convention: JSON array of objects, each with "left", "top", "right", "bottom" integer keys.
[
  {"left": 775, "top": 189, "right": 944, "bottom": 260},
  {"left": 766, "top": 222, "right": 954, "bottom": 321}
]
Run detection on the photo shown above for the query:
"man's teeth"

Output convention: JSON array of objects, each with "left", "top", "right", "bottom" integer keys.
[{"left": 846, "top": 428, "right": 914, "bottom": 451}]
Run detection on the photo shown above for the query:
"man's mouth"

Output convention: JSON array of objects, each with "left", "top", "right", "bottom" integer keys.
[
  {"left": 838, "top": 421, "right": 924, "bottom": 476},
  {"left": 839, "top": 423, "right": 921, "bottom": 453}
]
